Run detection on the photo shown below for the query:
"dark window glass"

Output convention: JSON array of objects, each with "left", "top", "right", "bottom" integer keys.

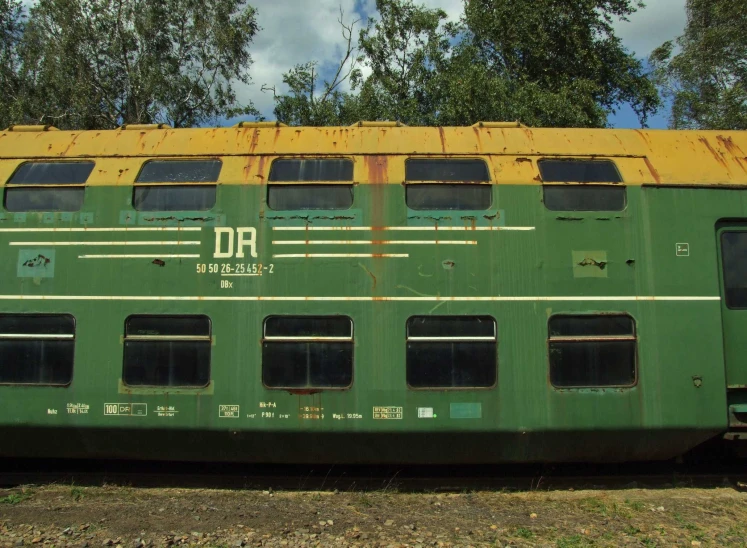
[
  {"left": 262, "top": 316, "right": 353, "bottom": 389},
  {"left": 543, "top": 186, "right": 626, "bottom": 211},
  {"left": 721, "top": 232, "right": 747, "bottom": 308},
  {"left": 406, "top": 316, "right": 496, "bottom": 389},
  {"left": 123, "top": 315, "right": 211, "bottom": 387},
  {"left": 0, "top": 314, "right": 75, "bottom": 385},
  {"left": 548, "top": 316, "right": 634, "bottom": 337},
  {"left": 407, "top": 316, "right": 495, "bottom": 338},
  {"left": 133, "top": 160, "right": 220, "bottom": 211},
  {"left": 8, "top": 162, "right": 94, "bottom": 185},
  {"left": 5, "top": 162, "right": 92, "bottom": 212},
  {"left": 126, "top": 315, "right": 210, "bottom": 337},
  {"left": 265, "top": 316, "right": 352, "bottom": 338},
  {"left": 136, "top": 160, "right": 222, "bottom": 183},
  {"left": 538, "top": 160, "right": 622, "bottom": 183},
  {"left": 548, "top": 315, "right": 636, "bottom": 388},
  {"left": 269, "top": 159, "right": 353, "bottom": 182},
  {"left": 406, "top": 159, "right": 490, "bottom": 182},
  {"left": 406, "top": 184, "right": 492, "bottom": 210},
  {"left": 133, "top": 186, "right": 216, "bottom": 211},
  {"left": 267, "top": 184, "right": 353, "bottom": 210},
  {"left": 540, "top": 159, "right": 624, "bottom": 212}
]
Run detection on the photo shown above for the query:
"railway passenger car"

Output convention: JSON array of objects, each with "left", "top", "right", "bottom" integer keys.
[{"left": 0, "top": 120, "right": 746, "bottom": 463}]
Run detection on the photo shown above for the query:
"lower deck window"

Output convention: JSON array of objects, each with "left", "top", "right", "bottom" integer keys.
[
  {"left": 123, "top": 315, "right": 211, "bottom": 387},
  {"left": 548, "top": 315, "right": 636, "bottom": 387},
  {"left": 406, "top": 316, "right": 497, "bottom": 388},
  {"left": 262, "top": 316, "right": 353, "bottom": 389},
  {"left": 0, "top": 314, "right": 75, "bottom": 385}
]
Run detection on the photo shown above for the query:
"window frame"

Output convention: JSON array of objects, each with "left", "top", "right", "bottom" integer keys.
[
  {"left": 132, "top": 159, "right": 222, "bottom": 212},
  {"left": 4, "top": 161, "right": 93, "bottom": 212},
  {"left": 404, "top": 158, "right": 493, "bottom": 211},
  {"left": 0, "top": 313, "right": 76, "bottom": 386},
  {"left": 261, "top": 315, "right": 355, "bottom": 390},
  {"left": 547, "top": 313, "right": 638, "bottom": 389},
  {"left": 266, "top": 157, "right": 355, "bottom": 211},
  {"left": 122, "top": 314, "right": 212, "bottom": 389},
  {"left": 405, "top": 315, "right": 498, "bottom": 390},
  {"left": 539, "top": 159, "right": 626, "bottom": 212}
]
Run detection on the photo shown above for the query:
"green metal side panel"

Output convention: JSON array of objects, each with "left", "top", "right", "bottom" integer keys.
[{"left": 0, "top": 183, "right": 739, "bottom": 462}]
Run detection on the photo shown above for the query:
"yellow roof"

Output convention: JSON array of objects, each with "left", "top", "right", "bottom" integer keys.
[{"left": 1, "top": 125, "right": 746, "bottom": 186}]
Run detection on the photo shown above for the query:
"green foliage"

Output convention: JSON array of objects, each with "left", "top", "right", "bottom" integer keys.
[
  {"left": 271, "top": 0, "right": 659, "bottom": 128},
  {"left": 449, "top": 0, "right": 659, "bottom": 127},
  {"left": 13, "top": 0, "right": 259, "bottom": 129},
  {"left": 0, "top": 0, "right": 25, "bottom": 128},
  {"left": 515, "top": 527, "right": 534, "bottom": 539},
  {"left": 649, "top": 0, "right": 747, "bottom": 129},
  {"left": 269, "top": 10, "right": 363, "bottom": 126},
  {"left": 0, "top": 492, "right": 29, "bottom": 504}
]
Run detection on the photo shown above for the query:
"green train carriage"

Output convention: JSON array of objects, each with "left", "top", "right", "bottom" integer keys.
[{"left": 0, "top": 121, "right": 746, "bottom": 463}]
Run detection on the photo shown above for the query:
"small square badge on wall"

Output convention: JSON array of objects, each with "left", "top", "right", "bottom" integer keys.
[{"left": 676, "top": 243, "right": 690, "bottom": 257}]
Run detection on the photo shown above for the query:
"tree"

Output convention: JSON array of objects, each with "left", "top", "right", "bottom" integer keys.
[
  {"left": 272, "top": 0, "right": 661, "bottom": 128},
  {"left": 450, "top": 0, "right": 660, "bottom": 127},
  {"left": 355, "top": 0, "right": 453, "bottom": 125},
  {"left": 650, "top": 0, "right": 747, "bottom": 130},
  {"left": 15, "top": 0, "right": 259, "bottom": 129},
  {"left": 267, "top": 9, "right": 363, "bottom": 126},
  {"left": 0, "top": 0, "right": 25, "bottom": 129}
]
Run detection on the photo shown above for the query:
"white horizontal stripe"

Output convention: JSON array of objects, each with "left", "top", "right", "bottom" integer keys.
[
  {"left": 273, "top": 253, "right": 409, "bottom": 258},
  {"left": 408, "top": 336, "right": 497, "bottom": 342},
  {"left": 0, "top": 227, "right": 202, "bottom": 232},
  {"left": 273, "top": 226, "right": 534, "bottom": 231},
  {"left": 0, "top": 333, "right": 74, "bottom": 339},
  {"left": 10, "top": 241, "right": 200, "bottom": 246},
  {"left": 125, "top": 335, "right": 211, "bottom": 341},
  {"left": 78, "top": 254, "right": 200, "bottom": 259},
  {"left": 272, "top": 240, "right": 477, "bottom": 245},
  {"left": 264, "top": 336, "right": 353, "bottom": 342},
  {"left": 0, "top": 295, "right": 720, "bottom": 302}
]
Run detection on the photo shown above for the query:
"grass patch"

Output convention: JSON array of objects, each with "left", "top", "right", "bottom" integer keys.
[
  {"left": 515, "top": 527, "right": 533, "bottom": 539},
  {"left": 578, "top": 497, "right": 608, "bottom": 516},
  {"left": 0, "top": 493, "right": 29, "bottom": 505},
  {"left": 556, "top": 534, "right": 592, "bottom": 547}
]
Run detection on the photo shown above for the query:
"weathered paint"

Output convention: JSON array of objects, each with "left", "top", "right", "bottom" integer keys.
[{"left": 0, "top": 125, "right": 744, "bottom": 463}]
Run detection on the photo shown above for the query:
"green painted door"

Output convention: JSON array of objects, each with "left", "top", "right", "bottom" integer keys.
[{"left": 718, "top": 226, "right": 747, "bottom": 389}]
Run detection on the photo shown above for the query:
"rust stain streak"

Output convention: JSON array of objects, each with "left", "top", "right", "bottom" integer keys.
[
  {"left": 643, "top": 158, "right": 661, "bottom": 183},
  {"left": 365, "top": 155, "right": 389, "bottom": 185},
  {"left": 437, "top": 127, "right": 447, "bottom": 153},
  {"left": 717, "top": 135, "right": 745, "bottom": 157},
  {"left": 699, "top": 136, "right": 731, "bottom": 173}
]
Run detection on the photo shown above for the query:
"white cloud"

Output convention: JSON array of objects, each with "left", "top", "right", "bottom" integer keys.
[
  {"left": 612, "top": 0, "right": 687, "bottom": 57},
  {"left": 237, "top": 0, "right": 363, "bottom": 118}
]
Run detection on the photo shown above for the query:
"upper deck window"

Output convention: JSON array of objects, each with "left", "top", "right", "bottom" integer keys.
[
  {"left": 267, "top": 159, "right": 354, "bottom": 210},
  {"left": 133, "top": 159, "right": 221, "bottom": 211},
  {"left": 405, "top": 159, "right": 492, "bottom": 210},
  {"left": 539, "top": 159, "right": 625, "bottom": 211},
  {"left": 4, "top": 161, "right": 93, "bottom": 212},
  {"left": 0, "top": 314, "right": 75, "bottom": 385},
  {"left": 122, "top": 315, "right": 211, "bottom": 387}
]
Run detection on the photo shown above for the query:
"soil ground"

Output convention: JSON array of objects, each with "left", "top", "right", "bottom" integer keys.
[{"left": 1, "top": 483, "right": 746, "bottom": 547}]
